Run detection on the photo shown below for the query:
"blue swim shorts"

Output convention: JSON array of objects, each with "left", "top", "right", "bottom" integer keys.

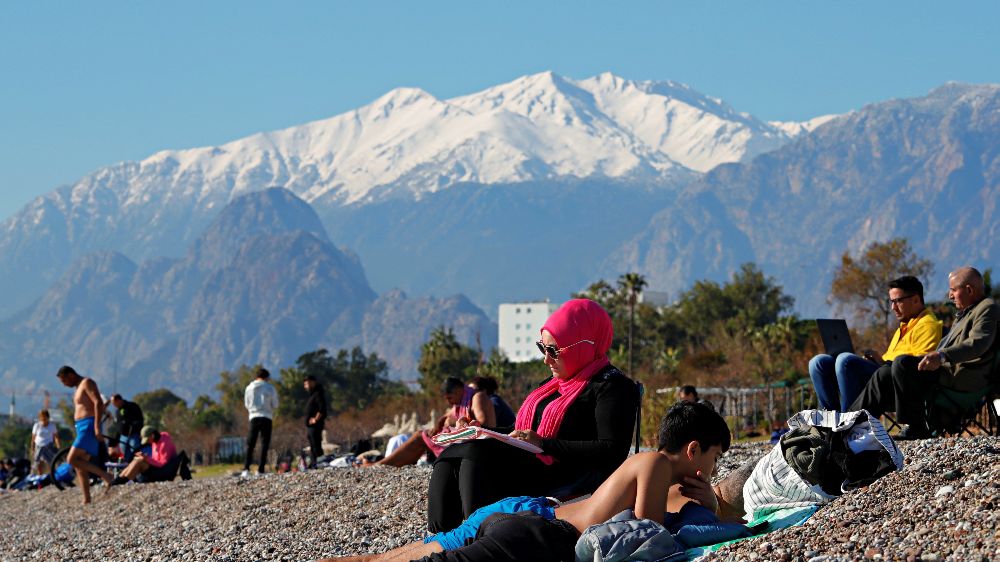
[
  {"left": 424, "top": 496, "right": 557, "bottom": 551},
  {"left": 72, "top": 417, "right": 99, "bottom": 458}
]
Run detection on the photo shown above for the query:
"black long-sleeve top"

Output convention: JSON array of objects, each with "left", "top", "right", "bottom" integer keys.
[
  {"left": 530, "top": 365, "right": 638, "bottom": 477},
  {"left": 304, "top": 387, "right": 327, "bottom": 427}
]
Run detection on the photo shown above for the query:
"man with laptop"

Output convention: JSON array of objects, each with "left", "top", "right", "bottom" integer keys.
[
  {"left": 852, "top": 267, "right": 998, "bottom": 439},
  {"left": 810, "top": 275, "right": 942, "bottom": 412}
]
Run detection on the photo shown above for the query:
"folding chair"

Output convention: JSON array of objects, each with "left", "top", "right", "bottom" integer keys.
[{"left": 633, "top": 382, "right": 645, "bottom": 454}]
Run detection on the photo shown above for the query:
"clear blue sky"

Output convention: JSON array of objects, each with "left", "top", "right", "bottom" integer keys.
[{"left": 1, "top": 1, "right": 998, "bottom": 219}]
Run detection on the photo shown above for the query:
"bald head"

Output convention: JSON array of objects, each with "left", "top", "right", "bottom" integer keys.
[{"left": 948, "top": 266, "right": 985, "bottom": 310}]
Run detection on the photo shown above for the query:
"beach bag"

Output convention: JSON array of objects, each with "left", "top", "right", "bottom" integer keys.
[{"left": 742, "top": 409, "right": 903, "bottom": 520}]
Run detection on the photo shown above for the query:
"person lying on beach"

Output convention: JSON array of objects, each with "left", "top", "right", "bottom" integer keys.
[
  {"left": 368, "top": 377, "right": 495, "bottom": 467},
  {"left": 319, "top": 401, "right": 730, "bottom": 562}
]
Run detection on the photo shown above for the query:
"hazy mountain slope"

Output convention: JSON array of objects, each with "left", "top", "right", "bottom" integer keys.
[
  {"left": 0, "top": 72, "right": 803, "bottom": 317},
  {"left": 606, "top": 83, "right": 1000, "bottom": 313},
  {"left": 3, "top": 190, "right": 494, "bottom": 400}
]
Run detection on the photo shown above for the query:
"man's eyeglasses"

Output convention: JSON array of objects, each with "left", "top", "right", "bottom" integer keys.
[
  {"left": 535, "top": 339, "right": 595, "bottom": 359},
  {"left": 889, "top": 294, "right": 917, "bottom": 306}
]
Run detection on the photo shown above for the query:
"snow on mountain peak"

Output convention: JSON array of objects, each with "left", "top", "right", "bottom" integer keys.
[{"left": 59, "top": 72, "right": 831, "bottom": 211}]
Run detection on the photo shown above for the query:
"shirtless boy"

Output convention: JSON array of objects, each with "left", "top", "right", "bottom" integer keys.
[
  {"left": 56, "top": 365, "right": 114, "bottom": 504},
  {"left": 321, "top": 401, "right": 730, "bottom": 562}
]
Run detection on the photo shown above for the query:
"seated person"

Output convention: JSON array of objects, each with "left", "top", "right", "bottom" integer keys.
[
  {"left": 371, "top": 377, "right": 496, "bottom": 467},
  {"left": 426, "top": 299, "right": 639, "bottom": 533},
  {"left": 677, "top": 385, "right": 714, "bottom": 410},
  {"left": 853, "top": 267, "right": 998, "bottom": 438},
  {"left": 469, "top": 376, "right": 516, "bottom": 429},
  {"left": 810, "top": 275, "right": 941, "bottom": 411},
  {"left": 320, "top": 401, "right": 730, "bottom": 562},
  {"left": 113, "top": 426, "right": 178, "bottom": 484}
]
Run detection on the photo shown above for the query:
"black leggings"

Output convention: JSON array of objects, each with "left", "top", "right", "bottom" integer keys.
[
  {"left": 244, "top": 417, "right": 272, "bottom": 472},
  {"left": 416, "top": 511, "right": 579, "bottom": 562}
]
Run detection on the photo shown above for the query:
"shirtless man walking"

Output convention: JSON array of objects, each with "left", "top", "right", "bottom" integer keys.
[{"left": 56, "top": 365, "right": 113, "bottom": 504}]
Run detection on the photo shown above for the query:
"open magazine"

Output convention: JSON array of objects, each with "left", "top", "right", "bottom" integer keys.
[{"left": 431, "top": 426, "right": 543, "bottom": 454}]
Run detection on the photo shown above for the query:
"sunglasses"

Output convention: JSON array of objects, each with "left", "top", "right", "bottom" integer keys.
[{"left": 535, "top": 339, "right": 595, "bottom": 359}]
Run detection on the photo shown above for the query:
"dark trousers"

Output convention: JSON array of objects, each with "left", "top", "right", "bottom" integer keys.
[
  {"left": 428, "top": 440, "right": 548, "bottom": 533},
  {"left": 850, "top": 355, "right": 941, "bottom": 427},
  {"left": 306, "top": 424, "right": 323, "bottom": 466},
  {"left": 244, "top": 417, "right": 272, "bottom": 473},
  {"left": 415, "top": 511, "right": 579, "bottom": 562}
]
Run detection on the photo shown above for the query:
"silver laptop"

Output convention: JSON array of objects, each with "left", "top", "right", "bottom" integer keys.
[{"left": 816, "top": 319, "right": 855, "bottom": 357}]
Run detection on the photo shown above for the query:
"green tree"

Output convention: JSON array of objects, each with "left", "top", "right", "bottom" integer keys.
[
  {"left": 674, "top": 263, "right": 793, "bottom": 345},
  {"left": 133, "top": 388, "right": 187, "bottom": 428},
  {"left": 276, "top": 348, "right": 403, "bottom": 420},
  {"left": 0, "top": 419, "right": 31, "bottom": 458},
  {"left": 831, "top": 238, "right": 933, "bottom": 342},
  {"left": 617, "top": 272, "right": 648, "bottom": 377},
  {"left": 418, "top": 327, "right": 481, "bottom": 394}
]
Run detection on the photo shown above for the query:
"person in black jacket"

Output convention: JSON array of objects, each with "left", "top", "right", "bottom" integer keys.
[
  {"left": 110, "top": 394, "right": 145, "bottom": 461},
  {"left": 426, "top": 299, "right": 638, "bottom": 533},
  {"left": 303, "top": 376, "right": 328, "bottom": 468}
]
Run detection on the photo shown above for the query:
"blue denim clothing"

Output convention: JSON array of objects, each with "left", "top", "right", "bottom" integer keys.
[
  {"left": 808, "top": 354, "right": 880, "bottom": 412},
  {"left": 423, "top": 496, "right": 556, "bottom": 551}
]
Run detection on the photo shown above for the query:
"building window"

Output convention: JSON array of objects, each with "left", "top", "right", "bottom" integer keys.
[
  {"left": 515, "top": 323, "right": 521, "bottom": 329},
  {"left": 516, "top": 308, "right": 521, "bottom": 313},
  {"left": 527, "top": 307, "right": 532, "bottom": 313},
  {"left": 515, "top": 350, "right": 521, "bottom": 356},
  {"left": 515, "top": 337, "right": 520, "bottom": 343}
]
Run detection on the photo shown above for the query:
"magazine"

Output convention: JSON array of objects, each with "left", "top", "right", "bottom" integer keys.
[{"left": 431, "top": 426, "right": 543, "bottom": 454}]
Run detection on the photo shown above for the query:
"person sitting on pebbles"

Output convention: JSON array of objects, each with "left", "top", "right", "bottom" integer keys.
[
  {"left": 319, "top": 401, "right": 732, "bottom": 562},
  {"left": 366, "top": 377, "right": 496, "bottom": 467},
  {"left": 111, "top": 426, "right": 178, "bottom": 484}
]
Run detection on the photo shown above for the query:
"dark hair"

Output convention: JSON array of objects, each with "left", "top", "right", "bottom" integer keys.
[
  {"left": 470, "top": 376, "right": 499, "bottom": 395},
  {"left": 441, "top": 377, "right": 465, "bottom": 394},
  {"left": 256, "top": 367, "right": 270, "bottom": 379},
  {"left": 657, "top": 402, "right": 731, "bottom": 454},
  {"left": 889, "top": 275, "right": 924, "bottom": 303},
  {"left": 304, "top": 375, "right": 317, "bottom": 383},
  {"left": 111, "top": 394, "right": 123, "bottom": 402},
  {"left": 56, "top": 365, "right": 78, "bottom": 378},
  {"left": 679, "top": 385, "right": 698, "bottom": 399}
]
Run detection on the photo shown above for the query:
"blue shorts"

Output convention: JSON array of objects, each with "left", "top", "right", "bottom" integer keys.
[
  {"left": 424, "top": 496, "right": 557, "bottom": 551},
  {"left": 72, "top": 417, "right": 99, "bottom": 458}
]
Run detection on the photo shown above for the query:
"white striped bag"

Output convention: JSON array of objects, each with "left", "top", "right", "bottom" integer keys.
[{"left": 741, "top": 409, "right": 904, "bottom": 520}]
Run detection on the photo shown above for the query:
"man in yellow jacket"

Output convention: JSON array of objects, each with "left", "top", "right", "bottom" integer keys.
[{"left": 809, "top": 275, "right": 942, "bottom": 411}]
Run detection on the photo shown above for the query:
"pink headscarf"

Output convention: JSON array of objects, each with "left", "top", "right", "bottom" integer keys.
[{"left": 514, "top": 299, "right": 613, "bottom": 462}]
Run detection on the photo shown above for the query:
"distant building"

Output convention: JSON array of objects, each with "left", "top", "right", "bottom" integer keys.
[
  {"left": 638, "top": 290, "right": 671, "bottom": 307},
  {"left": 498, "top": 301, "right": 560, "bottom": 362}
]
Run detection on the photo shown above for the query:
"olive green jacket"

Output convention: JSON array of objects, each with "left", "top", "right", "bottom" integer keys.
[{"left": 938, "top": 297, "right": 999, "bottom": 392}]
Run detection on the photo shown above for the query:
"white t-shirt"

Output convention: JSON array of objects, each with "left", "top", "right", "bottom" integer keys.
[{"left": 32, "top": 422, "right": 57, "bottom": 447}]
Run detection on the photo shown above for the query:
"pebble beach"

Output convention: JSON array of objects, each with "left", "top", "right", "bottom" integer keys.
[{"left": 0, "top": 437, "right": 996, "bottom": 562}]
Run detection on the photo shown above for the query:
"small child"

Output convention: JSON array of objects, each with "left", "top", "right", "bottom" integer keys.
[{"left": 30, "top": 409, "right": 61, "bottom": 475}]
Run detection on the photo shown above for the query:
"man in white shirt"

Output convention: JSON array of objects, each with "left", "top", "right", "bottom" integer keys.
[{"left": 243, "top": 367, "right": 279, "bottom": 477}]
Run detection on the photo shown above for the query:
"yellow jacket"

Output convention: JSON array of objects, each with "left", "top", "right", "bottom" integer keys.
[{"left": 882, "top": 308, "right": 942, "bottom": 361}]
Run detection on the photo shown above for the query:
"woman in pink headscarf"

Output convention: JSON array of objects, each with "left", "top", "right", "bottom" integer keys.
[{"left": 427, "top": 299, "right": 639, "bottom": 533}]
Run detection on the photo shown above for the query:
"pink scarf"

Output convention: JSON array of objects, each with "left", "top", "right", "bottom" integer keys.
[{"left": 514, "top": 299, "right": 613, "bottom": 463}]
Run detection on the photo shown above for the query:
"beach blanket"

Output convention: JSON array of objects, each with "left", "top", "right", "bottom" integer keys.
[{"left": 685, "top": 505, "right": 820, "bottom": 560}]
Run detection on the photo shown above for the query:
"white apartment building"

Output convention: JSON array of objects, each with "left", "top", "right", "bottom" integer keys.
[{"left": 498, "top": 301, "right": 560, "bottom": 362}]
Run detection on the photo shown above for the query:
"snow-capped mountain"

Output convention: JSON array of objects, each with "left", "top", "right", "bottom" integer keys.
[{"left": 0, "top": 71, "right": 814, "bottom": 317}]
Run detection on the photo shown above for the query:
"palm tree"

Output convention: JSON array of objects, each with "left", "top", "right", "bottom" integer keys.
[{"left": 617, "top": 272, "right": 647, "bottom": 377}]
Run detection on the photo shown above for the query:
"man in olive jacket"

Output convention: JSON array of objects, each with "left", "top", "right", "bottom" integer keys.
[{"left": 853, "top": 266, "right": 998, "bottom": 439}]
